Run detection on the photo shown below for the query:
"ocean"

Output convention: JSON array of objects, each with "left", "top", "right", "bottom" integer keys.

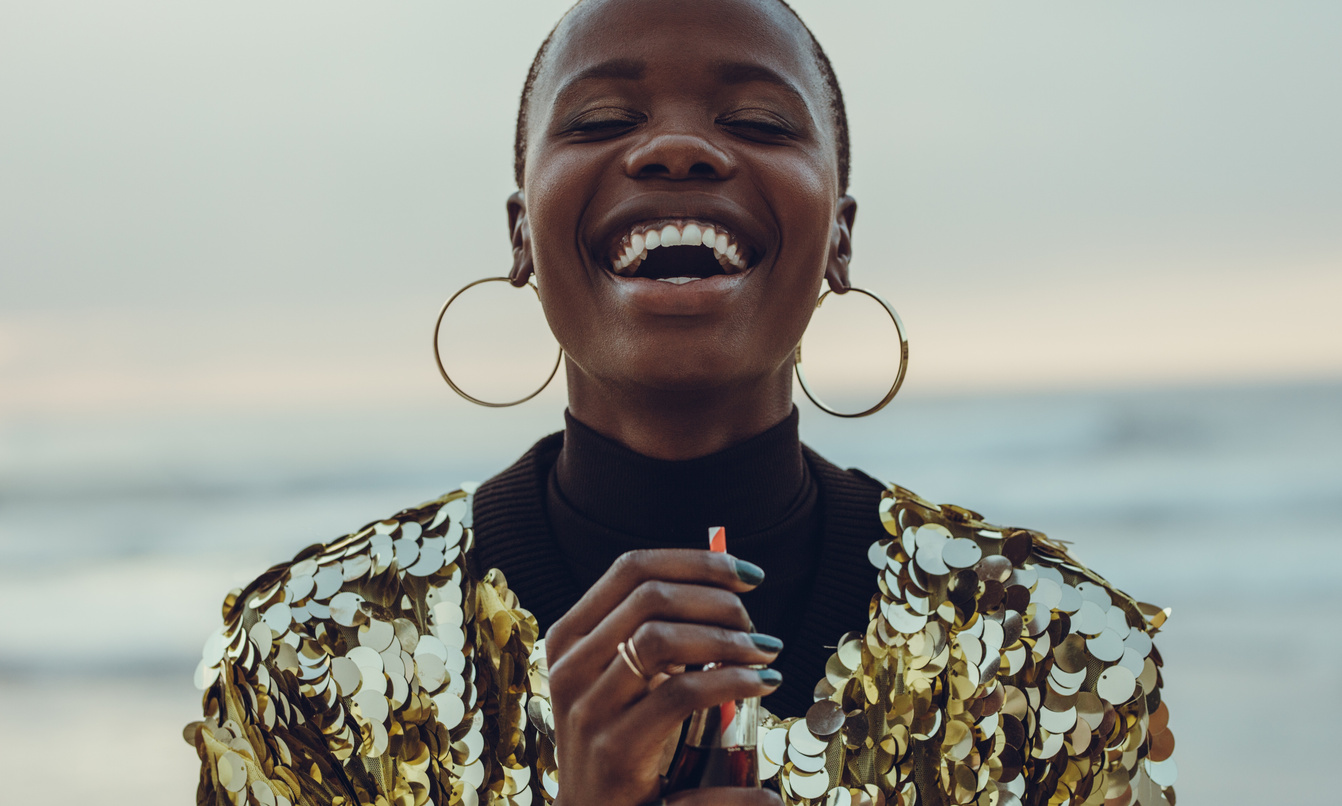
[{"left": 2, "top": 380, "right": 1338, "bottom": 804}]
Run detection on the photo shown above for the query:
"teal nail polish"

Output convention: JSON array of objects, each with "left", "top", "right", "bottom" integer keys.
[
  {"left": 749, "top": 633, "right": 784, "bottom": 653},
  {"left": 758, "top": 668, "right": 783, "bottom": 687},
  {"left": 733, "top": 558, "right": 765, "bottom": 585}
]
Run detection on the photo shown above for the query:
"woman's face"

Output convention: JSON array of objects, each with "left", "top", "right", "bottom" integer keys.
[{"left": 513, "top": 0, "right": 854, "bottom": 396}]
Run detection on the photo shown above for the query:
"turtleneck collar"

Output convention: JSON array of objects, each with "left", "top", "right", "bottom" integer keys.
[
  {"left": 553, "top": 407, "right": 809, "bottom": 543},
  {"left": 471, "top": 422, "right": 887, "bottom": 718}
]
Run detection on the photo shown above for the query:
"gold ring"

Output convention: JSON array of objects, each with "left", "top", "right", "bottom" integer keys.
[{"left": 617, "top": 640, "right": 651, "bottom": 681}]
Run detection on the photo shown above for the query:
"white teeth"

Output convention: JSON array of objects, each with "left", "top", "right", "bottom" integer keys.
[
  {"left": 609, "top": 219, "right": 750, "bottom": 276},
  {"left": 656, "top": 276, "right": 699, "bottom": 284}
]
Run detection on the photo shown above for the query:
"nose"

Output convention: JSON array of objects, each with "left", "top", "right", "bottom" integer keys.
[{"left": 622, "top": 131, "right": 736, "bottom": 181}]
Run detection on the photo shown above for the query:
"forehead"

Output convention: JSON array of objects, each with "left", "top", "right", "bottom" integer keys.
[{"left": 534, "top": 0, "right": 825, "bottom": 106}]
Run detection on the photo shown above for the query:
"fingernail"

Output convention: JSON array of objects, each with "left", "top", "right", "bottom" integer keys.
[
  {"left": 733, "top": 558, "right": 765, "bottom": 586},
  {"left": 758, "top": 668, "right": 783, "bottom": 687},
  {"left": 749, "top": 633, "right": 784, "bottom": 653}
]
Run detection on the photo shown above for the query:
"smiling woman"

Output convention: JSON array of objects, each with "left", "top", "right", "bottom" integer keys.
[
  {"left": 184, "top": 2, "right": 1176, "bottom": 806},
  {"left": 509, "top": 0, "right": 853, "bottom": 456}
]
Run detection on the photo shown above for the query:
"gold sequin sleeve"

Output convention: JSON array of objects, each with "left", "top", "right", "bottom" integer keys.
[
  {"left": 750, "top": 485, "right": 1178, "bottom": 806},
  {"left": 184, "top": 486, "right": 548, "bottom": 806}
]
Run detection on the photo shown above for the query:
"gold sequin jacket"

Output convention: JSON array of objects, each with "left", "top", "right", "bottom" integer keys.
[{"left": 186, "top": 482, "right": 1177, "bottom": 806}]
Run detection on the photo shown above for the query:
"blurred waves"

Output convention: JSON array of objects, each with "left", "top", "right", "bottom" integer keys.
[{"left": 1, "top": 382, "right": 1339, "bottom": 803}]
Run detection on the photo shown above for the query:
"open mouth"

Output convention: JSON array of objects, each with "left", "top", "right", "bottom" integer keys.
[{"left": 606, "top": 220, "right": 753, "bottom": 284}]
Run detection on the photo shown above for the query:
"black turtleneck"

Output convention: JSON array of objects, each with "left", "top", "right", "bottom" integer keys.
[
  {"left": 548, "top": 409, "right": 821, "bottom": 647},
  {"left": 471, "top": 410, "right": 885, "bottom": 717}
]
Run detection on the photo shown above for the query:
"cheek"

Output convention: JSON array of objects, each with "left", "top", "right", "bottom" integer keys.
[
  {"left": 522, "top": 151, "right": 611, "bottom": 357},
  {"left": 525, "top": 179, "right": 577, "bottom": 276},
  {"left": 747, "top": 152, "right": 836, "bottom": 354},
  {"left": 756, "top": 151, "right": 836, "bottom": 267},
  {"left": 756, "top": 152, "right": 836, "bottom": 306},
  {"left": 523, "top": 148, "right": 609, "bottom": 277}
]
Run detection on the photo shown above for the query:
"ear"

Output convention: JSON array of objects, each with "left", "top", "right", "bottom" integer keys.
[
  {"left": 824, "top": 195, "right": 858, "bottom": 294},
  {"left": 506, "top": 190, "right": 534, "bottom": 286}
]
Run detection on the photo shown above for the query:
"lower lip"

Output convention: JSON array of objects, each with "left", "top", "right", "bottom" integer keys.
[{"left": 606, "top": 270, "right": 752, "bottom": 315}]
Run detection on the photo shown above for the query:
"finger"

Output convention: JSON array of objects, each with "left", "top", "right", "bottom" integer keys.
[
  {"left": 550, "top": 549, "right": 763, "bottom": 647},
  {"left": 616, "top": 665, "right": 783, "bottom": 744},
  {"left": 586, "top": 626, "right": 783, "bottom": 713},
  {"left": 664, "top": 789, "right": 783, "bottom": 806},
  {"left": 555, "top": 655, "right": 684, "bottom": 768},
  {"left": 551, "top": 581, "right": 752, "bottom": 684},
  {"left": 632, "top": 623, "right": 782, "bottom": 677}
]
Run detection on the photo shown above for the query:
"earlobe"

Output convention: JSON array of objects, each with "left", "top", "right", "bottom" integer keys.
[
  {"left": 506, "top": 191, "right": 535, "bottom": 286},
  {"left": 824, "top": 195, "right": 858, "bottom": 294}
]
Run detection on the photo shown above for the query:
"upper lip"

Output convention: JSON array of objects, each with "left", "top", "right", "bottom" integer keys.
[{"left": 585, "top": 193, "right": 769, "bottom": 274}]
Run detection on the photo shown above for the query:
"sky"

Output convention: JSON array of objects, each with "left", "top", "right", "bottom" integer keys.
[{"left": 1, "top": 0, "right": 1340, "bottom": 421}]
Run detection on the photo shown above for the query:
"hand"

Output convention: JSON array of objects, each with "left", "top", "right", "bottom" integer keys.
[{"left": 545, "top": 548, "right": 785, "bottom": 806}]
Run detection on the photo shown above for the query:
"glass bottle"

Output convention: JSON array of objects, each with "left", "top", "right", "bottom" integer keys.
[{"left": 663, "top": 681, "right": 761, "bottom": 790}]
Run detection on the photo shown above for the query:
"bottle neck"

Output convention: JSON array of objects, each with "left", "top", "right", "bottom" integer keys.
[{"left": 684, "top": 695, "right": 759, "bottom": 749}]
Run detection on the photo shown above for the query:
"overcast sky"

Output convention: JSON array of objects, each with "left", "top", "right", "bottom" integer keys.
[{"left": 1, "top": 0, "right": 1339, "bottom": 419}]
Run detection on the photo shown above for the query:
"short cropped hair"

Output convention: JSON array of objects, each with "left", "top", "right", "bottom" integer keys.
[{"left": 513, "top": 0, "right": 851, "bottom": 194}]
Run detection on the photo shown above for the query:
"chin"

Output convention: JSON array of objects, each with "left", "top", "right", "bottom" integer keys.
[{"left": 613, "top": 342, "right": 775, "bottom": 396}]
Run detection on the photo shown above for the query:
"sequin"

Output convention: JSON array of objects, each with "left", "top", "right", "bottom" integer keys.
[{"left": 790, "top": 768, "right": 833, "bottom": 800}]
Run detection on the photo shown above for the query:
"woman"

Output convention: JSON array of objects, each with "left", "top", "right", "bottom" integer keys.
[{"left": 186, "top": 2, "right": 1176, "bottom": 805}]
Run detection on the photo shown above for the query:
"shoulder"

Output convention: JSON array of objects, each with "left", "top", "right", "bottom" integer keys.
[
  {"left": 764, "top": 466, "right": 1176, "bottom": 805},
  {"left": 876, "top": 481, "right": 1170, "bottom": 643},
  {"left": 185, "top": 485, "right": 500, "bottom": 805},
  {"left": 872, "top": 482, "right": 1176, "bottom": 804},
  {"left": 200, "top": 485, "right": 477, "bottom": 677}
]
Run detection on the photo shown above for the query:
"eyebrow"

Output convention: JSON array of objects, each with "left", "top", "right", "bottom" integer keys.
[
  {"left": 713, "top": 61, "right": 808, "bottom": 106},
  {"left": 552, "top": 58, "right": 809, "bottom": 108},
  {"left": 553, "top": 58, "right": 647, "bottom": 104}
]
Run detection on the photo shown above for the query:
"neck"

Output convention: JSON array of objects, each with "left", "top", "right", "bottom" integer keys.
[{"left": 564, "top": 363, "right": 796, "bottom": 460}]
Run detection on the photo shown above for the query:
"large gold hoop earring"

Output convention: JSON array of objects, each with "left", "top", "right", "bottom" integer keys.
[
  {"left": 794, "top": 287, "right": 909, "bottom": 418},
  {"left": 433, "top": 276, "right": 562, "bottom": 408}
]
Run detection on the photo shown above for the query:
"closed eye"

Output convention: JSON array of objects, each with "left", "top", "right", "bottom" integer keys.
[
  {"left": 718, "top": 112, "right": 798, "bottom": 141},
  {"left": 562, "top": 108, "right": 644, "bottom": 139}
]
